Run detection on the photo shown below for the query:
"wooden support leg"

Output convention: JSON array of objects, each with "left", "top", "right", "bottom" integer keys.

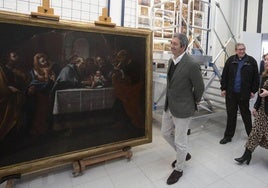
[
  {"left": 72, "top": 161, "right": 82, "bottom": 177},
  {"left": 5, "top": 179, "right": 14, "bottom": 188},
  {"left": 0, "top": 174, "right": 21, "bottom": 188}
]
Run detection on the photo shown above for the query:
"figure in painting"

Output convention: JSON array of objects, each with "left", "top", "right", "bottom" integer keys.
[
  {"left": 71, "top": 37, "right": 89, "bottom": 60},
  {"left": 25, "top": 53, "right": 55, "bottom": 137},
  {"left": 111, "top": 49, "right": 145, "bottom": 129},
  {"left": 0, "top": 50, "right": 29, "bottom": 141},
  {"left": 91, "top": 70, "right": 106, "bottom": 88},
  {"left": 52, "top": 55, "right": 84, "bottom": 92},
  {"left": 96, "top": 56, "right": 114, "bottom": 83}
]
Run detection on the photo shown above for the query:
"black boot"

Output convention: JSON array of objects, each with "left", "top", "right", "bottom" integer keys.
[{"left": 234, "top": 148, "right": 252, "bottom": 165}]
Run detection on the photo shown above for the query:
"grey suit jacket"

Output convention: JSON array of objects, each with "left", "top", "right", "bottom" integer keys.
[{"left": 164, "top": 53, "right": 204, "bottom": 118}]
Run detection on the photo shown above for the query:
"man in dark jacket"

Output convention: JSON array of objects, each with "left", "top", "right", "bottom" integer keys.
[{"left": 220, "top": 43, "right": 259, "bottom": 144}]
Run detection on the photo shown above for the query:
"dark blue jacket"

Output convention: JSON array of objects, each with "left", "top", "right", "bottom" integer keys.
[{"left": 220, "top": 54, "right": 259, "bottom": 100}]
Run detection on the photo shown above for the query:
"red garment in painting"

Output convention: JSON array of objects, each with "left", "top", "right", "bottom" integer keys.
[{"left": 112, "top": 70, "right": 144, "bottom": 129}]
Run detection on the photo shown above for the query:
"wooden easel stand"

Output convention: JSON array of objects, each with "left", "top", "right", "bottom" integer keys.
[{"left": 73, "top": 148, "right": 132, "bottom": 176}]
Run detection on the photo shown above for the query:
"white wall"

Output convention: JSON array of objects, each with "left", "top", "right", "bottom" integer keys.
[
  {"left": 262, "top": 0, "right": 268, "bottom": 32},
  {"left": 109, "top": 0, "right": 122, "bottom": 26},
  {"left": 0, "top": 0, "right": 109, "bottom": 23},
  {"left": 210, "top": 0, "right": 264, "bottom": 67},
  {"left": 246, "top": 0, "right": 259, "bottom": 33},
  {"left": 231, "top": 0, "right": 244, "bottom": 41},
  {"left": 241, "top": 32, "right": 262, "bottom": 64},
  {"left": 210, "top": 0, "right": 236, "bottom": 67},
  {"left": 244, "top": 0, "right": 268, "bottom": 33}
]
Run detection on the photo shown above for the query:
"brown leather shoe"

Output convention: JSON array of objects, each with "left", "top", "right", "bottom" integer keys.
[
  {"left": 166, "top": 170, "right": 183, "bottom": 185},
  {"left": 171, "top": 153, "right": 191, "bottom": 168}
]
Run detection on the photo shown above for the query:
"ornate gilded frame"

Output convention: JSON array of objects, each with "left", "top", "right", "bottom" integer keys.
[{"left": 0, "top": 11, "right": 152, "bottom": 178}]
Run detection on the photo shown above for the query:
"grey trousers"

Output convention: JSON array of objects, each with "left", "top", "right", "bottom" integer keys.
[{"left": 161, "top": 109, "right": 191, "bottom": 171}]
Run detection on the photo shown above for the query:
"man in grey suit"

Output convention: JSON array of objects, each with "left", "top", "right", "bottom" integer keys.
[{"left": 161, "top": 33, "right": 204, "bottom": 185}]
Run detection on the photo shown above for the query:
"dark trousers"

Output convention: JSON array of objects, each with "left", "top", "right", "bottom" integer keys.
[{"left": 224, "top": 93, "right": 252, "bottom": 138}]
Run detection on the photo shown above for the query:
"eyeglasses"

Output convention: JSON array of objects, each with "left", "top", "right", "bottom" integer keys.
[{"left": 236, "top": 48, "right": 245, "bottom": 51}]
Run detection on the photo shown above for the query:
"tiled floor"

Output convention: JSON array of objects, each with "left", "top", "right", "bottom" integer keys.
[{"left": 1, "top": 112, "right": 268, "bottom": 188}]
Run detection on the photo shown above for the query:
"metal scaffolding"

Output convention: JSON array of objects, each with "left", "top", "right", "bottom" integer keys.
[{"left": 151, "top": 0, "right": 237, "bottom": 119}]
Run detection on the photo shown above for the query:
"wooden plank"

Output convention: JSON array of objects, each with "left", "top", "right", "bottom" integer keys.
[{"left": 72, "top": 149, "right": 132, "bottom": 176}]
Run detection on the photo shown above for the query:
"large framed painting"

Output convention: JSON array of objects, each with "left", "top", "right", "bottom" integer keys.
[{"left": 0, "top": 11, "right": 152, "bottom": 179}]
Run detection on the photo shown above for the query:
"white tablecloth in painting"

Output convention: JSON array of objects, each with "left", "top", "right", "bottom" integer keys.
[{"left": 53, "top": 87, "right": 115, "bottom": 114}]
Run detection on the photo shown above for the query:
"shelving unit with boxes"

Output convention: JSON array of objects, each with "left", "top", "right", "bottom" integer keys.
[
  {"left": 139, "top": 0, "right": 209, "bottom": 69},
  {"left": 137, "top": 0, "right": 151, "bottom": 28},
  {"left": 151, "top": 2, "right": 176, "bottom": 50},
  {"left": 151, "top": 1, "right": 176, "bottom": 69}
]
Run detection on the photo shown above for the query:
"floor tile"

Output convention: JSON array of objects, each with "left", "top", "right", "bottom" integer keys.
[
  {"left": 74, "top": 176, "right": 114, "bottom": 188},
  {"left": 108, "top": 167, "right": 151, "bottom": 188},
  {"left": 224, "top": 170, "right": 267, "bottom": 188}
]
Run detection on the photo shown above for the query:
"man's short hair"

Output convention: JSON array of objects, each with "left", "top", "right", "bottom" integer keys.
[{"left": 173, "top": 33, "right": 189, "bottom": 51}]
